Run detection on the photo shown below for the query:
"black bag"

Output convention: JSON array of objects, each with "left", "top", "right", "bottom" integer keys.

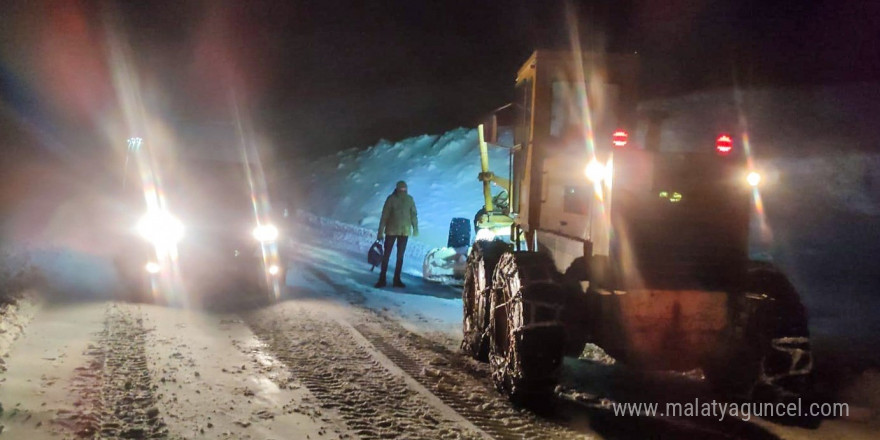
[{"left": 367, "top": 240, "right": 384, "bottom": 271}]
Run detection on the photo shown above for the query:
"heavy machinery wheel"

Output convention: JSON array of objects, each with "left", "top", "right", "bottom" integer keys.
[
  {"left": 488, "top": 251, "right": 567, "bottom": 402},
  {"left": 707, "top": 263, "right": 812, "bottom": 403},
  {"left": 461, "top": 240, "right": 507, "bottom": 361}
]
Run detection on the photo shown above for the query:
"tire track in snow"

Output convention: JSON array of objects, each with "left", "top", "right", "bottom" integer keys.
[
  {"left": 352, "top": 321, "right": 591, "bottom": 440},
  {"left": 287, "top": 255, "right": 589, "bottom": 439},
  {"left": 62, "top": 304, "right": 168, "bottom": 439},
  {"left": 245, "top": 309, "right": 483, "bottom": 440}
]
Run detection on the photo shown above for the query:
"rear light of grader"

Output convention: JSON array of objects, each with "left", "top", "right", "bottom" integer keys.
[
  {"left": 716, "top": 134, "right": 733, "bottom": 155},
  {"left": 612, "top": 130, "right": 629, "bottom": 148}
]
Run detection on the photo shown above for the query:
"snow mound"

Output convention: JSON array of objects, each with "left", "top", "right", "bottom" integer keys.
[{"left": 302, "top": 128, "right": 508, "bottom": 249}]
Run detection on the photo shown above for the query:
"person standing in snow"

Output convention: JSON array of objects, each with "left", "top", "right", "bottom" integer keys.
[{"left": 375, "top": 181, "right": 418, "bottom": 288}]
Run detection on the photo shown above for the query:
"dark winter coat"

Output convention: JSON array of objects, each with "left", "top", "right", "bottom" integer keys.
[{"left": 378, "top": 191, "right": 418, "bottom": 237}]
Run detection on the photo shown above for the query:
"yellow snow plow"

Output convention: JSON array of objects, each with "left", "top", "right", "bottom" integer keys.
[{"left": 444, "top": 50, "right": 812, "bottom": 406}]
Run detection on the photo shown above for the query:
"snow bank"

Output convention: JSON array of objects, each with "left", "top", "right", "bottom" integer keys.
[
  {"left": 301, "top": 128, "right": 508, "bottom": 249},
  {"left": 294, "top": 211, "right": 433, "bottom": 278}
]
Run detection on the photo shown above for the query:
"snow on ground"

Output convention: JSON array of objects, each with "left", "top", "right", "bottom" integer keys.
[
  {"left": 0, "top": 302, "right": 107, "bottom": 439},
  {"left": 141, "top": 303, "right": 355, "bottom": 439},
  {"left": 0, "top": 301, "right": 358, "bottom": 439},
  {"left": 293, "top": 211, "right": 437, "bottom": 282},
  {"left": 286, "top": 216, "right": 463, "bottom": 344},
  {"left": 301, "top": 128, "right": 508, "bottom": 249}
]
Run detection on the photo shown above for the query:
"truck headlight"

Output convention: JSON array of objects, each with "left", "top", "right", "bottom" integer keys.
[
  {"left": 746, "top": 171, "right": 761, "bottom": 187},
  {"left": 252, "top": 224, "right": 279, "bottom": 242},
  {"left": 585, "top": 158, "right": 606, "bottom": 183},
  {"left": 475, "top": 228, "right": 495, "bottom": 241},
  {"left": 136, "top": 211, "right": 184, "bottom": 246}
]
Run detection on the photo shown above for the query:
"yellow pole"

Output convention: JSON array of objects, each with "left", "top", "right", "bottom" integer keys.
[{"left": 478, "top": 124, "right": 493, "bottom": 212}]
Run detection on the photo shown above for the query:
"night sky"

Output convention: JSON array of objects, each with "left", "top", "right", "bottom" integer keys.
[{"left": 0, "top": 0, "right": 878, "bottom": 164}]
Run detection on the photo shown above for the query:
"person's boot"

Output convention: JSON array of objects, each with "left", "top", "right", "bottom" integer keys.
[
  {"left": 374, "top": 277, "right": 387, "bottom": 288},
  {"left": 392, "top": 279, "right": 405, "bottom": 288}
]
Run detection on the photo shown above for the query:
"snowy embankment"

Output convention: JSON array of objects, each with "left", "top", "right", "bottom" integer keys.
[
  {"left": 0, "top": 249, "right": 44, "bottom": 363},
  {"left": 301, "top": 128, "right": 508, "bottom": 250},
  {"left": 294, "top": 211, "right": 433, "bottom": 279}
]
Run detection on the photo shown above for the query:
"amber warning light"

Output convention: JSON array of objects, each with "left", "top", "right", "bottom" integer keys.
[
  {"left": 612, "top": 130, "right": 628, "bottom": 148},
  {"left": 716, "top": 134, "right": 733, "bottom": 155}
]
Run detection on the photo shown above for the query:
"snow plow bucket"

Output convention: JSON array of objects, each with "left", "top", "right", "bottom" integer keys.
[{"left": 423, "top": 247, "right": 466, "bottom": 285}]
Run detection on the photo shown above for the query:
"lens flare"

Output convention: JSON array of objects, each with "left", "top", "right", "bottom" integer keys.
[
  {"left": 747, "top": 171, "right": 762, "bottom": 187},
  {"left": 232, "top": 94, "right": 283, "bottom": 300},
  {"left": 585, "top": 158, "right": 606, "bottom": 183},
  {"left": 252, "top": 224, "right": 279, "bottom": 242},
  {"left": 735, "top": 99, "right": 773, "bottom": 244},
  {"left": 137, "top": 211, "right": 184, "bottom": 246}
]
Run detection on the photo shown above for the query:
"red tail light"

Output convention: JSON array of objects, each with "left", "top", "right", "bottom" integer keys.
[
  {"left": 716, "top": 134, "right": 733, "bottom": 155},
  {"left": 612, "top": 130, "right": 628, "bottom": 148}
]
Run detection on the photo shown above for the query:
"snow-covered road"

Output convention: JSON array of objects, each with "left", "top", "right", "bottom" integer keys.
[
  {"left": 0, "top": 296, "right": 585, "bottom": 438},
  {"left": 0, "top": 301, "right": 360, "bottom": 439},
  {"left": 1, "top": 216, "right": 878, "bottom": 439}
]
